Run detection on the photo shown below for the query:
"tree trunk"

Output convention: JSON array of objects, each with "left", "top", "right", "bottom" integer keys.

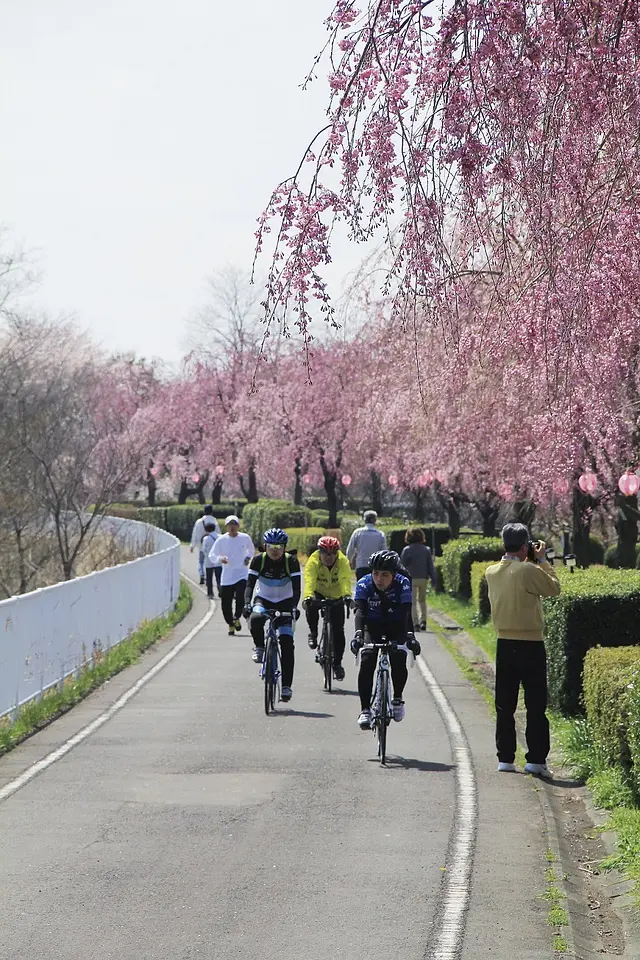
[
  {"left": 178, "top": 480, "right": 189, "bottom": 505},
  {"left": 320, "top": 454, "right": 339, "bottom": 528},
  {"left": 238, "top": 463, "right": 259, "bottom": 503},
  {"left": 294, "top": 457, "right": 303, "bottom": 506},
  {"left": 211, "top": 476, "right": 223, "bottom": 504},
  {"left": 446, "top": 497, "right": 460, "bottom": 539},
  {"left": 370, "top": 470, "right": 383, "bottom": 515},
  {"left": 413, "top": 488, "right": 426, "bottom": 522},
  {"left": 572, "top": 485, "right": 592, "bottom": 568},
  {"left": 478, "top": 501, "right": 499, "bottom": 538},
  {"left": 146, "top": 469, "right": 157, "bottom": 507},
  {"left": 615, "top": 491, "right": 638, "bottom": 568},
  {"left": 511, "top": 499, "right": 536, "bottom": 529}
]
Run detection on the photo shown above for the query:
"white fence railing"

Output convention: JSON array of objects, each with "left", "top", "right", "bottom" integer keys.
[{"left": 0, "top": 517, "right": 181, "bottom": 720}]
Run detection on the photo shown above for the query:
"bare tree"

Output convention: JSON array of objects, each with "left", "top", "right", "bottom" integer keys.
[{"left": 185, "top": 266, "right": 265, "bottom": 363}]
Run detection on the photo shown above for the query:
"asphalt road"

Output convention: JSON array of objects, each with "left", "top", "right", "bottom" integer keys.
[{"left": 0, "top": 547, "right": 555, "bottom": 959}]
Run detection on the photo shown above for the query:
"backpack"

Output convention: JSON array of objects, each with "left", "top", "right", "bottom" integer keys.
[{"left": 259, "top": 551, "right": 291, "bottom": 577}]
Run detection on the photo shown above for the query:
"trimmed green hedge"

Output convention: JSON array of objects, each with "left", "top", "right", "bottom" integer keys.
[
  {"left": 583, "top": 646, "right": 640, "bottom": 768},
  {"left": 544, "top": 567, "right": 640, "bottom": 714},
  {"left": 242, "top": 500, "right": 312, "bottom": 546},
  {"left": 471, "top": 561, "right": 494, "bottom": 623},
  {"left": 605, "top": 542, "right": 640, "bottom": 569},
  {"left": 285, "top": 527, "right": 325, "bottom": 558},
  {"left": 106, "top": 503, "right": 247, "bottom": 540},
  {"left": 442, "top": 538, "right": 504, "bottom": 599}
]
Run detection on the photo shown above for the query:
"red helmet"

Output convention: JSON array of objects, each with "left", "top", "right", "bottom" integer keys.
[{"left": 318, "top": 535, "right": 340, "bottom": 552}]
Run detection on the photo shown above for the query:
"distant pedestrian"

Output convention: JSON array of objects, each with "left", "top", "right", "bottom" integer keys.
[
  {"left": 485, "top": 523, "right": 561, "bottom": 778},
  {"left": 202, "top": 520, "right": 221, "bottom": 599},
  {"left": 400, "top": 528, "right": 436, "bottom": 631},
  {"left": 210, "top": 516, "right": 254, "bottom": 635},
  {"left": 190, "top": 505, "right": 221, "bottom": 584},
  {"left": 346, "top": 510, "right": 387, "bottom": 581}
]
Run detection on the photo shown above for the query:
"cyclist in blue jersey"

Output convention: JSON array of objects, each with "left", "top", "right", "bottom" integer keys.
[
  {"left": 350, "top": 550, "right": 421, "bottom": 729},
  {"left": 243, "top": 527, "right": 301, "bottom": 703}
]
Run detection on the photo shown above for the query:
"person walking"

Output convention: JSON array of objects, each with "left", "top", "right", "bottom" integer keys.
[
  {"left": 210, "top": 516, "right": 254, "bottom": 635},
  {"left": 190, "top": 505, "right": 221, "bottom": 585},
  {"left": 485, "top": 523, "right": 561, "bottom": 778},
  {"left": 400, "top": 527, "right": 437, "bottom": 631},
  {"left": 202, "top": 519, "right": 221, "bottom": 599},
  {"left": 346, "top": 510, "right": 387, "bottom": 581}
]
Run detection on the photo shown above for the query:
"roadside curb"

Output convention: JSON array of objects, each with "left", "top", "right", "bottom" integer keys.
[{"left": 429, "top": 607, "right": 640, "bottom": 959}]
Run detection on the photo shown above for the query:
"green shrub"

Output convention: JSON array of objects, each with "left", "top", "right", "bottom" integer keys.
[
  {"left": 441, "top": 537, "right": 504, "bottom": 599},
  {"left": 387, "top": 524, "right": 452, "bottom": 557},
  {"left": 242, "top": 500, "right": 312, "bottom": 545},
  {"left": 587, "top": 536, "right": 605, "bottom": 565},
  {"left": 106, "top": 505, "right": 168, "bottom": 530},
  {"left": 339, "top": 515, "right": 363, "bottom": 550},
  {"left": 471, "top": 561, "right": 494, "bottom": 623},
  {"left": 605, "top": 542, "right": 640, "bottom": 569},
  {"left": 284, "top": 527, "right": 325, "bottom": 558},
  {"left": 544, "top": 566, "right": 640, "bottom": 714},
  {"left": 626, "top": 671, "right": 640, "bottom": 800},
  {"left": 582, "top": 646, "right": 640, "bottom": 773}
]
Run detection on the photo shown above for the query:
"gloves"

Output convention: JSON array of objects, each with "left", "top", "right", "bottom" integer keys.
[
  {"left": 342, "top": 596, "right": 353, "bottom": 609},
  {"left": 406, "top": 634, "right": 421, "bottom": 656},
  {"left": 242, "top": 604, "right": 253, "bottom": 619},
  {"left": 302, "top": 597, "right": 313, "bottom": 611},
  {"left": 350, "top": 632, "right": 364, "bottom": 656}
]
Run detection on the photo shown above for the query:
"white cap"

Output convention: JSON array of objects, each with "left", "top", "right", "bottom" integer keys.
[{"left": 225, "top": 515, "right": 240, "bottom": 525}]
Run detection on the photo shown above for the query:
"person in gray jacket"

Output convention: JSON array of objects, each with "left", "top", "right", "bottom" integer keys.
[
  {"left": 347, "top": 510, "right": 387, "bottom": 580},
  {"left": 401, "top": 528, "right": 437, "bottom": 630}
]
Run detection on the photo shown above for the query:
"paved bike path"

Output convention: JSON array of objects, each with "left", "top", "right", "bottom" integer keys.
[{"left": 0, "top": 547, "right": 554, "bottom": 959}]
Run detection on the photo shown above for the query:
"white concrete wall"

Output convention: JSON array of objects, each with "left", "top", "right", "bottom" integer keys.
[{"left": 0, "top": 517, "right": 180, "bottom": 719}]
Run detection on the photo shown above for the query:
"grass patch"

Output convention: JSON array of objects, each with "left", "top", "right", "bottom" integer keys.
[
  {"left": 552, "top": 934, "right": 569, "bottom": 953},
  {"left": 538, "top": 863, "right": 570, "bottom": 951},
  {"left": 0, "top": 581, "right": 193, "bottom": 756},
  {"left": 427, "top": 613, "right": 495, "bottom": 713},
  {"left": 428, "top": 591, "right": 497, "bottom": 659}
]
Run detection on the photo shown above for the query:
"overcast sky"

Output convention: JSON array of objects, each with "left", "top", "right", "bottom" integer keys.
[{"left": 0, "top": 1, "right": 364, "bottom": 363}]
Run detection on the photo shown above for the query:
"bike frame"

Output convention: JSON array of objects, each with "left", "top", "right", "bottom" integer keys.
[{"left": 361, "top": 639, "right": 411, "bottom": 764}]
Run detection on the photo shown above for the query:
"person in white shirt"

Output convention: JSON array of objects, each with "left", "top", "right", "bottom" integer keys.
[
  {"left": 210, "top": 516, "right": 255, "bottom": 635},
  {"left": 346, "top": 510, "right": 387, "bottom": 580},
  {"left": 202, "top": 520, "right": 221, "bottom": 599},
  {"left": 190, "top": 506, "right": 221, "bottom": 584}
]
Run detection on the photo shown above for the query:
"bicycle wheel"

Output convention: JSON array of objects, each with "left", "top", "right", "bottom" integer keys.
[
  {"left": 378, "top": 670, "right": 389, "bottom": 764},
  {"left": 323, "top": 621, "right": 333, "bottom": 692},
  {"left": 264, "top": 635, "right": 275, "bottom": 716},
  {"left": 271, "top": 640, "right": 280, "bottom": 710}
]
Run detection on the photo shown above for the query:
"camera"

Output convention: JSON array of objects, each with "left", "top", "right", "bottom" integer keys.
[{"left": 527, "top": 539, "right": 540, "bottom": 563}]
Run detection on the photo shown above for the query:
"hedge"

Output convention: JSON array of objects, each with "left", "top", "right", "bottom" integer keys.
[
  {"left": 583, "top": 646, "right": 640, "bottom": 770},
  {"left": 242, "top": 500, "right": 312, "bottom": 545},
  {"left": 471, "top": 561, "right": 494, "bottom": 623},
  {"left": 441, "top": 537, "right": 504, "bottom": 599},
  {"left": 544, "top": 567, "right": 640, "bottom": 714},
  {"left": 605, "top": 542, "right": 640, "bottom": 568},
  {"left": 434, "top": 557, "right": 445, "bottom": 593},
  {"left": 284, "top": 527, "right": 325, "bottom": 558}
]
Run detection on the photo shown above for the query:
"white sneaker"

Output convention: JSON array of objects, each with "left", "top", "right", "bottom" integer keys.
[
  {"left": 498, "top": 762, "right": 516, "bottom": 772},
  {"left": 392, "top": 699, "right": 405, "bottom": 722},
  {"left": 252, "top": 647, "right": 264, "bottom": 663},
  {"left": 358, "top": 709, "right": 372, "bottom": 730},
  {"left": 524, "top": 762, "right": 552, "bottom": 779}
]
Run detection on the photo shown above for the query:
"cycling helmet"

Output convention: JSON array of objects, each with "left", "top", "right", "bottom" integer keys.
[
  {"left": 318, "top": 535, "right": 340, "bottom": 552},
  {"left": 263, "top": 527, "right": 288, "bottom": 545},
  {"left": 368, "top": 549, "right": 401, "bottom": 573}
]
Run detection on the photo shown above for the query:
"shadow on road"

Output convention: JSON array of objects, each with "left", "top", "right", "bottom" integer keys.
[
  {"left": 371, "top": 756, "right": 455, "bottom": 772},
  {"left": 324, "top": 688, "right": 359, "bottom": 697},
  {"left": 272, "top": 709, "right": 334, "bottom": 719}
]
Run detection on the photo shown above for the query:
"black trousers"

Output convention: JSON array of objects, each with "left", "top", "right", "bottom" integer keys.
[
  {"left": 220, "top": 580, "right": 246, "bottom": 625},
  {"left": 305, "top": 595, "right": 346, "bottom": 663},
  {"left": 205, "top": 566, "right": 222, "bottom": 597},
  {"left": 249, "top": 602, "right": 295, "bottom": 688},
  {"left": 358, "top": 623, "right": 408, "bottom": 710},
  {"left": 495, "top": 638, "right": 550, "bottom": 764}
]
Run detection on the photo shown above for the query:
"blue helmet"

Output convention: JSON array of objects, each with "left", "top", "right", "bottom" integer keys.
[{"left": 263, "top": 527, "right": 288, "bottom": 545}]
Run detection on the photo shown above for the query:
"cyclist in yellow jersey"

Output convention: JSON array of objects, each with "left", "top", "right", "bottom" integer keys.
[{"left": 303, "top": 535, "right": 352, "bottom": 680}]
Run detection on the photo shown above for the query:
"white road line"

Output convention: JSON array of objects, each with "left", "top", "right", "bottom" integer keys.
[
  {"left": 416, "top": 655, "right": 478, "bottom": 960},
  {"left": 0, "top": 578, "right": 214, "bottom": 804}
]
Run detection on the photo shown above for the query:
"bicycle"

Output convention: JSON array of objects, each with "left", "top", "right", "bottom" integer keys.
[
  {"left": 313, "top": 597, "right": 350, "bottom": 692},
  {"left": 361, "top": 639, "right": 412, "bottom": 765},
  {"left": 254, "top": 609, "right": 289, "bottom": 716}
]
